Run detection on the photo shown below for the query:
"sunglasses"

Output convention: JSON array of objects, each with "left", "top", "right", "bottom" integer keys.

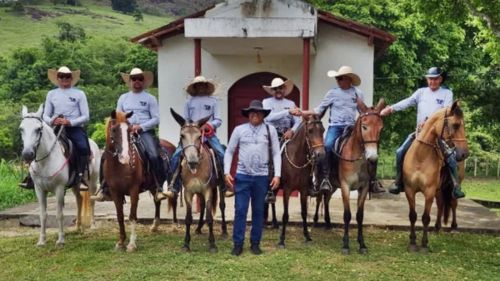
[
  {"left": 335, "top": 76, "right": 345, "bottom": 81},
  {"left": 130, "top": 76, "right": 144, "bottom": 82},
  {"left": 272, "top": 85, "right": 285, "bottom": 91},
  {"left": 57, "top": 73, "right": 72, "bottom": 79}
]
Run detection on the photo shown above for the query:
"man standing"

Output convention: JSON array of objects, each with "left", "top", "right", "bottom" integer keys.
[
  {"left": 224, "top": 100, "right": 281, "bottom": 256},
  {"left": 381, "top": 67, "right": 465, "bottom": 198},
  {"left": 92, "top": 68, "right": 165, "bottom": 201}
]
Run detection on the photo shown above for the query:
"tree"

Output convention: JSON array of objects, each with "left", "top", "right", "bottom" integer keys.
[{"left": 111, "top": 0, "right": 137, "bottom": 14}]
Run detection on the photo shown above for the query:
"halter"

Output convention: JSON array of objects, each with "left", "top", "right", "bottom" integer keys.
[
  {"left": 179, "top": 123, "right": 204, "bottom": 159},
  {"left": 417, "top": 108, "right": 467, "bottom": 153},
  {"left": 22, "top": 115, "right": 64, "bottom": 162},
  {"left": 284, "top": 119, "right": 324, "bottom": 169},
  {"left": 106, "top": 121, "right": 140, "bottom": 169}
]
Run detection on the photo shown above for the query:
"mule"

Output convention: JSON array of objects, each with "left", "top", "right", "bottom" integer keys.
[
  {"left": 403, "top": 101, "right": 468, "bottom": 252},
  {"left": 104, "top": 110, "right": 173, "bottom": 252},
  {"left": 277, "top": 114, "right": 326, "bottom": 248},
  {"left": 169, "top": 108, "right": 228, "bottom": 253},
  {"left": 20, "top": 105, "right": 100, "bottom": 247}
]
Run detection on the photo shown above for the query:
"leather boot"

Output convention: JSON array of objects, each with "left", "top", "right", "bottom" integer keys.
[
  {"left": 250, "top": 242, "right": 262, "bottom": 255},
  {"left": 231, "top": 244, "right": 243, "bottom": 256},
  {"left": 19, "top": 175, "right": 34, "bottom": 190},
  {"left": 370, "top": 180, "right": 386, "bottom": 193},
  {"left": 319, "top": 156, "right": 332, "bottom": 193}
]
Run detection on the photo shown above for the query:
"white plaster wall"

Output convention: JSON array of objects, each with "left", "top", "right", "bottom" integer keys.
[{"left": 158, "top": 23, "right": 374, "bottom": 144}]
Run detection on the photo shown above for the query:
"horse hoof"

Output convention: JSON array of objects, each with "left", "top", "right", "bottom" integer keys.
[
  {"left": 304, "top": 238, "right": 313, "bottom": 245},
  {"left": 209, "top": 247, "right": 218, "bottom": 254},
  {"left": 115, "top": 243, "right": 126, "bottom": 252},
  {"left": 195, "top": 229, "right": 202, "bottom": 235},
  {"left": 325, "top": 224, "right": 333, "bottom": 230},
  {"left": 182, "top": 246, "right": 190, "bottom": 253},
  {"left": 420, "top": 247, "right": 429, "bottom": 254},
  {"left": 56, "top": 241, "right": 65, "bottom": 248},
  {"left": 359, "top": 248, "right": 368, "bottom": 255},
  {"left": 272, "top": 224, "right": 279, "bottom": 230},
  {"left": 313, "top": 222, "right": 319, "bottom": 228},
  {"left": 342, "top": 248, "right": 350, "bottom": 255},
  {"left": 150, "top": 226, "right": 159, "bottom": 233},
  {"left": 36, "top": 242, "right": 46, "bottom": 248},
  {"left": 221, "top": 233, "right": 228, "bottom": 240},
  {"left": 278, "top": 244, "right": 285, "bottom": 249},
  {"left": 127, "top": 244, "right": 137, "bottom": 253},
  {"left": 407, "top": 244, "right": 419, "bottom": 253}
]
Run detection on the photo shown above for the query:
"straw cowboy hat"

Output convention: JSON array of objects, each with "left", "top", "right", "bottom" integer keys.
[
  {"left": 262, "top": 77, "right": 294, "bottom": 96},
  {"left": 47, "top": 66, "right": 81, "bottom": 87},
  {"left": 121, "top": 68, "right": 154, "bottom": 89},
  {"left": 241, "top": 100, "right": 271, "bottom": 118},
  {"left": 327, "top": 66, "right": 361, "bottom": 86},
  {"left": 186, "top": 76, "right": 216, "bottom": 96}
]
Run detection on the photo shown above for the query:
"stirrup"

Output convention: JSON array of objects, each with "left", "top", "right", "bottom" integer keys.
[
  {"left": 308, "top": 188, "right": 319, "bottom": 197},
  {"left": 388, "top": 182, "right": 401, "bottom": 194},
  {"left": 155, "top": 191, "right": 168, "bottom": 202},
  {"left": 264, "top": 190, "right": 276, "bottom": 204},
  {"left": 319, "top": 179, "right": 332, "bottom": 193},
  {"left": 90, "top": 189, "right": 112, "bottom": 202},
  {"left": 224, "top": 190, "right": 235, "bottom": 198}
]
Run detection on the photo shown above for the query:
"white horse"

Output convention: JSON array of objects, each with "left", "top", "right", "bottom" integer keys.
[{"left": 20, "top": 104, "right": 101, "bottom": 247}]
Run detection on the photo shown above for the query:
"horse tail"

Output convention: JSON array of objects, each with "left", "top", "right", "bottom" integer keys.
[
  {"left": 167, "top": 196, "right": 174, "bottom": 213},
  {"left": 80, "top": 190, "right": 92, "bottom": 227}
]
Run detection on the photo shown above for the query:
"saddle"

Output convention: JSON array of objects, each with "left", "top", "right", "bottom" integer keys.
[
  {"left": 334, "top": 125, "right": 354, "bottom": 156},
  {"left": 54, "top": 127, "right": 86, "bottom": 188}
]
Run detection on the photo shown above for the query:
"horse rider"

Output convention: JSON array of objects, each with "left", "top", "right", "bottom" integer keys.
[
  {"left": 224, "top": 100, "right": 281, "bottom": 256},
  {"left": 92, "top": 68, "right": 165, "bottom": 201},
  {"left": 380, "top": 66, "right": 465, "bottom": 198},
  {"left": 301, "top": 66, "right": 385, "bottom": 195},
  {"left": 19, "top": 66, "right": 90, "bottom": 190},
  {"left": 159, "top": 76, "right": 233, "bottom": 200}
]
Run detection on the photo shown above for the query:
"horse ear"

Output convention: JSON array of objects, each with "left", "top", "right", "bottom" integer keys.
[
  {"left": 126, "top": 111, "right": 134, "bottom": 118},
  {"left": 35, "top": 104, "right": 44, "bottom": 117},
  {"left": 21, "top": 105, "right": 28, "bottom": 118},
  {"left": 451, "top": 100, "right": 459, "bottom": 112},
  {"left": 111, "top": 110, "right": 117, "bottom": 120},
  {"left": 170, "top": 108, "right": 185, "bottom": 127},
  {"left": 356, "top": 97, "right": 368, "bottom": 113},
  {"left": 197, "top": 115, "right": 211, "bottom": 127},
  {"left": 375, "top": 98, "right": 386, "bottom": 113}
]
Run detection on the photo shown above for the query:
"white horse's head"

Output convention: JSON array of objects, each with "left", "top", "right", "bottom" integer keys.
[{"left": 19, "top": 104, "right": 45, "bottom": 162}]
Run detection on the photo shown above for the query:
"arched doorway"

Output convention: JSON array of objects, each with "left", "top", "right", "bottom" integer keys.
[{"left": 228, "top": 72, "right": 300, "bottom": 136}]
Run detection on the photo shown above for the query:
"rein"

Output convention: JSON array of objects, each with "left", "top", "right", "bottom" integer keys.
[
  {"left": 284, "top": 120, "right": 323, "bottom": 169},
  {"left": 23, "top": 116, "right": 64, "bottom": 162}
]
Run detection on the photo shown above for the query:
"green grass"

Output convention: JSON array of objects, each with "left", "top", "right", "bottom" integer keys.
[
  {"left": 0, "top": 159, "right": 36, "bottom": 211},
  {"left": 462, "top": 178, "right": 500, "bottom": 202},
  {"left": 0, "top": 0, "right": 169, "bottom": 54},
  {"left": 0, "top": 224, "right": 499, "bottom": 280}
]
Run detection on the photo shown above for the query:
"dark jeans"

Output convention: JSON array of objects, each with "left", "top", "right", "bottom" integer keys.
[
  {"left": 138, "top": 130, "right": 166, "bottom": 185},
  {"left": 232, "top": 174, "right": 269, "bottom": 246},
  {"left": 65, "top": 127, "right": 90, "bottom": 156}
]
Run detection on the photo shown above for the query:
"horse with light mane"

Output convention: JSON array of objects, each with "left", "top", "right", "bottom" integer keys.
[
  {"left": 20, "top": 105, "right": 100, "bottom": 247},
  {"left": 169, "top": 108, "right": 227, "bottom": 253},
  {"left": 104, "top": 110, "right": 174, "bottom": 252},
  {"left": 403, "top": 101, "right": 468, "bottom": 252},
  {"left": 277, "top": 114, "right": 325, "bottom": 248}
]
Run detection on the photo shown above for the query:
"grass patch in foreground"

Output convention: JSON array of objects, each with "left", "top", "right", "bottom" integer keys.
[
  {"left": 462, "top": 178, "right": 500, "bottom": 202},
  {"left": 0, "top": 224, "right": 499, "bottom": 281},
  {"left": 0, "top": 160, "right": 35, "bottom": 211}
]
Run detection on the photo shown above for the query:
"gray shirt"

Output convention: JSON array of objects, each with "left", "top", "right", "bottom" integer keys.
[
  {"left": 184, "top": 96, "right": 222, "bottom": 129},
  {"left": 313, "top": 87, "right": 364, "bottom": 126},
  {"left": 43, "top": 87, "right": 89, "bottom": 127},
  {"left": 392, "top": 87, "right": 453, "bottom": 125},
  {"left": 263, "top": 97, "right": 300, "bottom": 133},
  {"left": 224, "top": 123, "right": 281, "bottom": 177},
  {"left": 117, "top": 91, "right": 159, "bottom": 132}
]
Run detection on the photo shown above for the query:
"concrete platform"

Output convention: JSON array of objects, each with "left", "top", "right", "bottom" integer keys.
[{"left": 1, "top": 187, "right": 499, "bottom": 234}]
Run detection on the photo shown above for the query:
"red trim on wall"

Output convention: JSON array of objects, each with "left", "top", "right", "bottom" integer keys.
[
  {"left": 194, "top": 39, "right": 201, "bottom": 76},
  {"left": 302, "top": 38, "right": 310, "bottom": 110}
]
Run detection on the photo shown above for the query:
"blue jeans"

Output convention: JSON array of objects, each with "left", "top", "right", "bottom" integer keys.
[
  {"left": 169, "top": 135, "right": 225, "bottom": 191},
  {"left": 65, "top": 127, "right": 90, "bottom": 156},
  {"left": 325, "top": 125, "right": 346, "bottom": 154},
  {"left": 232, "top": 174, "right": 269, "bottom": 246}
]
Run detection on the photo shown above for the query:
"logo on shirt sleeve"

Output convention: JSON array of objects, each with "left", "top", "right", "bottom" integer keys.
[
  {"left": 140, "top": 101, "right": 147, "bottom": 106},
  {"left": 69, "top": 97, "right": 76, "bottom": 102},
  {"left": 204, "top": 105, "right": 212, "bottom": 111},
  {"left": 436, "top": 99, "right": 444, "bottom": 105}
]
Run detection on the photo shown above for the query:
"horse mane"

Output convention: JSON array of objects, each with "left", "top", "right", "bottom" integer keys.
[{"left": 105, "top": 111, "right": 129, "bottom": 143}]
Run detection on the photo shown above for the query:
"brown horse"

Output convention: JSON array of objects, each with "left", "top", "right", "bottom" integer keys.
[
  {"left": 435, "top": 161, "right": 464, "bottom": 232},
  {"left": 104, "top": 111, "right": 173, "bottom": 251},
  {"left": 170, "top": 108, "right": 227, "bottom": 253},
  {"left": 403, "top": 101, "right": 468, "bottom": 252},
  {"left": 277, "top": 114, "right": 325, "bottom": 248},
  {"left": 324, "top": 98, "right": 385, "bottom": 255}
]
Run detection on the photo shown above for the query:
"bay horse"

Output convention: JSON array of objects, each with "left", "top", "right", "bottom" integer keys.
[
  {"left": 320, "top": 98, "right": 385, "bottom": 255},
  {"left": 104, "top": 110, "right": 174, "bottom": 252},
  {"left": 277, "top": 114, "right": 325, "bottom": 248},
  {"left": 170, "top": 108, "right": 228, "bottom": 253},
  {"left": 403, "top": 101, "right": 468, "bottom": 252},
  {"left": 435, "top": 161, "right": 464, "bottom": 232},
  {"left": 20, "top": 105, "right": 101, "bottom": 247}
]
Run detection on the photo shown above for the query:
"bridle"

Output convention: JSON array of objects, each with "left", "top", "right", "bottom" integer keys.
[
  {"left": 22, "top": 115, "right": 63, "bottom": 162},
  {"left": 417, "top": 108, "right": 467, "bottom": 150},
  {"left": 284, "top": 119, "right": 324, "bottom": 169},
  {"left": 106, "top": 120, "right": 139, "bottom": 168},
  {"left": 179, "top": 123, "right": 204, "bottom": 159}
]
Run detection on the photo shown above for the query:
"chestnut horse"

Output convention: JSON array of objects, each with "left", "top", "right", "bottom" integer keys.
[
  {"left": 403, "top": 101, "right": 468, "bottom": 252},
  {"left": 170, "top": 108, "right": 228, "bottom": 253},
  {"left": 277, "top": 114, "right": 325, "bottom": 248},
  {"left": 316, "top": 98, "right": 385, "bottom": 254},
  {"left": 104, "top": 111, "right": 174, "bottom": 252}
]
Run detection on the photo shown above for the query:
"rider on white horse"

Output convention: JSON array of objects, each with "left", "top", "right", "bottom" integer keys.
[{"left": 19, "top": 66, "right": 90, "bottom": 189}]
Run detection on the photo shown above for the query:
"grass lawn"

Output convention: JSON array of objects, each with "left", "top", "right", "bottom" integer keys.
[
  {"left": 0, "top": 223, "right": 499, "bottom": 281},
  {"left": 462, "top": 178, "right": 500, "bottom": 202},
  {"left": 0, "top": 160, "right": 35, "bottom": 211},
  {"left": 0, "top": 0, "right": 169, "bottom": 54}
]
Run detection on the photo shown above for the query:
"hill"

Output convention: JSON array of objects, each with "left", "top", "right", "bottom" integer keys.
[{"left": 0, "top": 0, "right": 171, "bottom": 54}]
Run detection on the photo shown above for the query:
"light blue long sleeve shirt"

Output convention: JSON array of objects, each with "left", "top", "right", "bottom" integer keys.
[
  {"left": 183, "top": 96, "right": 222, "bottom": 129},
  {"left": 263, "top": 97, "right": 300, "bottom": 133},
  {"left": 116, "top": 91, "right": 159, "bottom": 132},
  {"left": 43, "top": 87, "right": 89, "bottom": 127},
  {"left": 392, "top": 87, "right": 453, "bottom": 125},
  {"left": 313, "top": 87, "right": 364, "bottom": 126},
  {"left": 224, "top": 123, "right": 281, "bottom": 177}
]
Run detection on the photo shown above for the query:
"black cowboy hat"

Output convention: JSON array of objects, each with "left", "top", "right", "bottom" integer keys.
[
  {"left": 241, "top": 100, "right": 271, "bottom": 118},
  {"left": 424, "top": 66, "right": 447, "bottom": 83}
]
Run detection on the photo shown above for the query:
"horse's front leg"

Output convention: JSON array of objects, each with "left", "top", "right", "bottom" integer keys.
[
  {"left": 405, "top": 188, "right": 418, "bottom": 252},
  {"left": 421, "top": 189, "right": 435, "bottom": 254},
  {"left": 340, "top": 182, "right": 351, "bottom": 255},
  {"left": 35, "top": 187, "right": 48, "bottom": 247},
  {"left": 300, "top": 192, "right": 312, "bottom": 243},
  {"left": 55, "top": 186, "right": 66, "bottom": 247},
  {"left": 324, "top": 192, "right": 333, "bottom": 229},
  {"left": 195, "top": 197, "right": 206, "bottom": 234},
  {"left": 356, "top": 184, "right": 369, "bottom": 254},
  {"left": 72, "top": 187, "right": 83, "bottom": 233},
  {"left": 182, "top": 192, "right": 193, "bottom": 252},
  {"left": 313, "top": 194, "right": 321, "bottom": 227},
  {"left": 127, "top": 188, "right": 140, "bottom": 252},
  {"left": 434, "top": 192, "right": 443, "bottom": 232},
  {"left": 206, "top": 191, "right": 217, "bottom": 253},
  {"left": 150, "top": 196, "right": 161, "bottom": 232},
  {"left": 278, "top": 190, "right": 290, "bottom": 249},
  {"left": 219, "top": 187, "right": 228, "bottom": 239},
  {"left": 113, "top": 193, "right": 126, "bottom": 251},
  {"left": 271, "top": 190, "right": 279, "bottom": 229}
]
